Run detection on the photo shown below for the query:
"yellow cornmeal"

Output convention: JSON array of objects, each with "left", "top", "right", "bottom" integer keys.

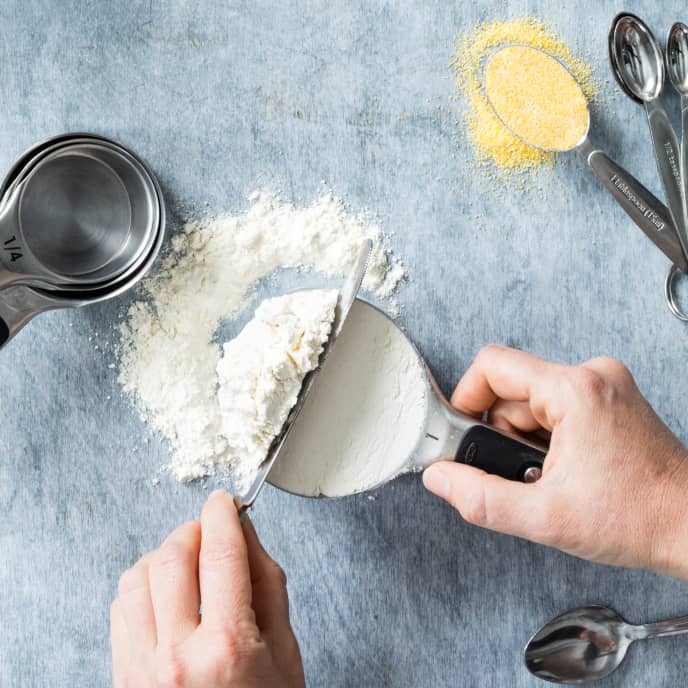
[
  {"left": 452, "top": 18, "right": 598, "bottom": 172},
  {"left": 485, "top": 46, "right": 590, "bottom": 151}
]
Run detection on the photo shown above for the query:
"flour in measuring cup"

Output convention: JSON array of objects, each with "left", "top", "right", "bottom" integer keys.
[
  {"left": 117, "top": 192, "right": 406, "bottom": 485},
  {"left": 270, "top": 300, "right": 427, "bottom": 497},
  {"left": 216, "top": 289, "right": 337, "bottom": 491}
]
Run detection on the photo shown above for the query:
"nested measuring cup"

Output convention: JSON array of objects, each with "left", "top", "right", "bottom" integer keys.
[{"left": 0, "top": 133, "right": 166, "bottom": 347}]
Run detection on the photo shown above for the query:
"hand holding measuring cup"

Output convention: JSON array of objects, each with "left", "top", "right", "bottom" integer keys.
[{"left": 423, "top": 345, "right": 688, "bottom": 580}]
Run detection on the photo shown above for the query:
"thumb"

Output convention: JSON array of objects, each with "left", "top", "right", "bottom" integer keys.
[{"left": 422, "top": 461, "right": 551, "bottom": 543}]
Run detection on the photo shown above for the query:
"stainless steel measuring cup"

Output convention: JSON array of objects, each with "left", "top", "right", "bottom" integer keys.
[
  {"left": 0, "top": 133, "right": 166, "bottom": 348},
  {"left": 268, "top": 299, "right": 546, "bottom": 498},
  {"left": 0, "top": 134, "right": 160, "bottom": 290}
]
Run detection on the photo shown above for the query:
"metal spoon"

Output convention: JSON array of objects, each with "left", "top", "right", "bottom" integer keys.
[
  {"left": 525, "top": 605, "right": 688, "bottom": 684},
  {"left": 483, "top": 46, "right": 686, "bottom": 274},
  {"left": 609, "top": 13, "right": 688, "bottom": 267},
  {"left": 667, "top": 23, "right": 688, "bottom": 237}
]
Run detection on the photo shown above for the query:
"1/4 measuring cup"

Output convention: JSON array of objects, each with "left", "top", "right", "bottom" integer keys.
[
  {"left": 483, "top": 45, "right": 688, "bottom": 319},
  {"left": 0, "top": 133, "right": 166, "bottom": 348},
  {"left": 268, "top": 299, "right": 546, "bottom": 498},
  {"left": 0, "top": 135, "right": 159, "bottom": 291}
]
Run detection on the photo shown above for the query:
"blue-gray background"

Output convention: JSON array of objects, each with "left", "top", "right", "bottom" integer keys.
[{"left": 1, "top": 1, "right": 687, "bottom": 686}]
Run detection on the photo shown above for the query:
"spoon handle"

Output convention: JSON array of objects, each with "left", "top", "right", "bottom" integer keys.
[
  {"left": 577, "top": 138, "right": 686, "bottom": 268},
  {"left": 644, "top": 99, "right": 688, "bottom": 262},
  {"left": 641, "top": 614, "right": 688, "bottom": 639},
  {"left": 681, "top": 96, "right": 688, "bottom": 240}
]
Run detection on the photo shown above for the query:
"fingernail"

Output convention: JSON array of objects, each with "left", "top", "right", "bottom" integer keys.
[
  {"left": 209, "top": 489, "right": 228, "bottom": 499},
  {"left": 423, "top": 465, "right": 450, "bottom": 499}
]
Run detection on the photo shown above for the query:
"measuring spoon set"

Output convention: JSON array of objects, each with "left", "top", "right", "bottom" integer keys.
[
  {"left": 608, "top": 13, "right": 688, "bottom": 319},
  {"left": 0, "top": 133, "right": 165, "bottom": 348},
  {"left": 484, "top": 14, "right": 688, "bottom": 320}
]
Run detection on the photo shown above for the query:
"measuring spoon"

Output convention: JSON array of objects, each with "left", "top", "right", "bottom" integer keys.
[
  {"left": 268, "top": 299, "right": 546, "bottom": 498},
  {"left": 525, "top": 604, "right": 688, "bottom": 684},
  {"left": 609, "top": 13, "right": 688, "bottom": 266},
  {"left": 482, "top": 45, "right": 688, "bottom": 318},
  {"left": 667, "top": 23, "right": 688, "bottom": 241}
]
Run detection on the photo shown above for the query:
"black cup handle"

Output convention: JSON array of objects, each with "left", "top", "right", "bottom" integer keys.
[
  {"left": 0, "top": 317, "right": 9, "bottom": 347},
  {"left": 455, "top": 425, "right": 546, "bottom": 482}
]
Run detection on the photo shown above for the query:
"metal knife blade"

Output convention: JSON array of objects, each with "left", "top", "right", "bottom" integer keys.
[{"left": 236, "top": 239, "right": 373, "bottom": 515}]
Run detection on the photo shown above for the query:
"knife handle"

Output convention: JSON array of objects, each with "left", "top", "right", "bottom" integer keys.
[{"left": 455, "top": 424, "right": 546, "bottom": 482}]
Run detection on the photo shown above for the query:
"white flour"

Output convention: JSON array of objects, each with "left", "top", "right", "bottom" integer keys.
[
  {"left": 269, "top": 300, "right": 427, "bottom": 497},
  {"left": 117, "top": 192, "right": 405, "bottom": 482},
  {"left": 216, "top": 289, "right": 337, "bottom": 491}
]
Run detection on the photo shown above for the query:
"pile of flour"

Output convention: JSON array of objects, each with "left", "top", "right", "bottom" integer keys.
[
  {"left": 216, "top": 289, "right": 337, "bottom": 491},
  {"left": 118, "top": 192, "right": 405, "bottom": 483}
]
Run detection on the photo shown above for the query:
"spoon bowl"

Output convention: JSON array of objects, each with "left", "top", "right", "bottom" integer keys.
[
  {"left": 483, "top": 45, "right": 590, "bottom": 153},
  {"left": 525, "top": 606, "right": 635, "bottom": 684},
  {"left": 667, "top": 22, "right": 688, "bottom": 94},
  {"left": 525, "top": 604, "right": 688, "bottom": 684},
  {"left": 609, "top": 13, "right": 664, "bottom": 103}
]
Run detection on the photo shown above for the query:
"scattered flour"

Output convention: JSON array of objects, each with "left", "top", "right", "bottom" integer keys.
[
  {"left": 216, "top": 289, "right": 337, "bottom": 492},
  {"left": 117, "top": 192, "right": 406, "bottom": 483},
  {"left": 269, "top": 300, "right": 427, "bottom": 497}
]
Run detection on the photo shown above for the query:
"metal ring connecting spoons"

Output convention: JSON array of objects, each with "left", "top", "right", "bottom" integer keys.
[
  {"left": 525, "top": 605, "right": 688, "bottom": 684},
  {"left": 665, "top": 264, "right": 688, "bottom": 321}
]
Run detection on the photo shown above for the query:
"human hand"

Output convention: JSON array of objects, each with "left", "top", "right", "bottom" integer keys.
[
  {"left": 422, "top": 345, "right": 688, "bottom": 579},
  {"left": 110, "top": 490, "right": 305, "bottom": 688}
]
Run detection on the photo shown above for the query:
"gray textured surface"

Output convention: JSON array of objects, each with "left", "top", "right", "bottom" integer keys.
[{"left": 1, "top": 1, "right": 688, "bottom": 686}]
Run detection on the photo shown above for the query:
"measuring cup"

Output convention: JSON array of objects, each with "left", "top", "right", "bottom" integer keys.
[
  {"left": 0, "top": 133, "right": 166, "bottom": 348},
  {"left": 0, "top": 134, "right": 159, "bottom": 291},
  {"left": 483, "top": 45, "right": 688, "bottom": 319},
  {"left": 268, "top": 299, "right": 546, "bottom": 498}
]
